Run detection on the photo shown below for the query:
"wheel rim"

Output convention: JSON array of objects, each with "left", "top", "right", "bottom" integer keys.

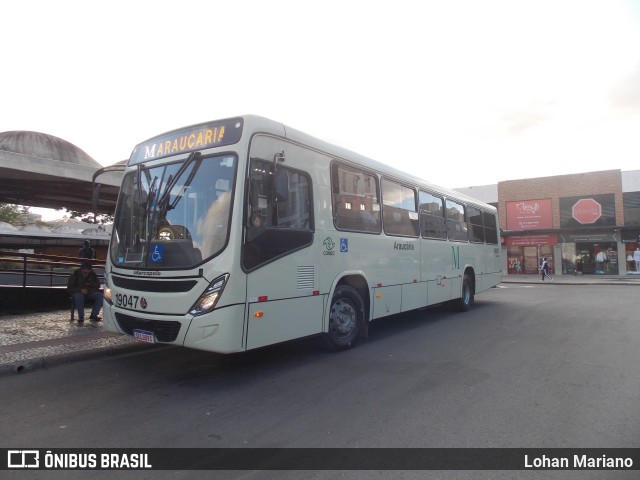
[{"left": 330, "top": 298, "right": 357, "bottom": 337}]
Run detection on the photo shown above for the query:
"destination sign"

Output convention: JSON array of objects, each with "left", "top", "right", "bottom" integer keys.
[{"left": 129, "top": 117, "right": 244, "bottom": 165}]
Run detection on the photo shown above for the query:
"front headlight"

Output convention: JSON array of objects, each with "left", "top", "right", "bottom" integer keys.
[
  {"left": 189, "top": 274, "right": 229, "bottom": 316},
  {"left": 103, "top": 273, "right": 112, "bottom": 304}
]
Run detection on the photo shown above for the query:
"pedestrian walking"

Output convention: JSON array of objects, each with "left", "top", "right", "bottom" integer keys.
[{"left": 540, "top": 257, "right": 553, "bottom": 282}]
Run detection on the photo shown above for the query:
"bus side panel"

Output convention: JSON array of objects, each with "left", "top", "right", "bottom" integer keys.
[
  {"left": 422, "top": 239, "right": 454, "bottom": 305},
  {"left": 427, "top": 278, "right": 452, "bottom": 305},
  {"left": 183, "top": 304, "right": 247, "bottom": 354},
  {"left": 478, "top": 245, "right": 503, "bottom": 293},
  {"left": 372, "top": 285, "right": 401, "bottom": 319},
  {"left": 246, "top": 295, "right": 325, "bottom": 350},
  {"left": 476, "top": 271, "right": 502, "bottom": 294},
  {"left": 401, "top": 282, "right": 427, "bottom": 312},
  {"left": 448, "top": 275, "right": 462, "bottom": 301}
]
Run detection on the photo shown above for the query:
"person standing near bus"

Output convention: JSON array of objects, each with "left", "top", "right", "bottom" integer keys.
[{"left": 79, "top": 240, "right": 95, "bottom": 259}]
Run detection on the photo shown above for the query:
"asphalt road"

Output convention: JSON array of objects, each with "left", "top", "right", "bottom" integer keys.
[{"left": 2, "top": 284, "right": 639, "bottom": 480}]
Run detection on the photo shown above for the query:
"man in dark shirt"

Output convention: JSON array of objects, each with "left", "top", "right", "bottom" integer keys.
[
  {"left": 79, "top": 240, "right": 95, "bottom": 259},
  {"left": 67, "top": 262, "right": 103, "bottom": 323}
]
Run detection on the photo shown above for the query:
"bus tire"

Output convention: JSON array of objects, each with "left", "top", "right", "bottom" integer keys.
[
  {"left": 453, "top": 273, "right": 474, "bottom": 312},
  {"left": 323, "top": 285, "right": 364, "bottom": 351}
]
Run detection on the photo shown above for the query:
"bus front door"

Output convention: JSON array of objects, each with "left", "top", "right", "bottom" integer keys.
[{"left": 243, "top": 137, "right": 325, "bottom": 350}]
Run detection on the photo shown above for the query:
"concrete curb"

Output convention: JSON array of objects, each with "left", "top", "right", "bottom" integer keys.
[
  {"left": 0, "top": 340, "right": 155, "bottom": 377},
  {"left": 500, "top": 280, "right": 640, "bottom": 286}
]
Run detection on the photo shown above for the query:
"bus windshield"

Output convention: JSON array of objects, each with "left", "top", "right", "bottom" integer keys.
[{"left": 110, "top": 154, "right": 237, "bottom": 269}]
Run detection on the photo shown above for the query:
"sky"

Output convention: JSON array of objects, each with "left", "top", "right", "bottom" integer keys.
[{"left": 2, "top": 0, "right": 640, "bottom": 221}]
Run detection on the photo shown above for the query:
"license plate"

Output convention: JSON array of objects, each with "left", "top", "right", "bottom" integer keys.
[{"left": 133, "top": 329, "right": 155, "bottom": 344}]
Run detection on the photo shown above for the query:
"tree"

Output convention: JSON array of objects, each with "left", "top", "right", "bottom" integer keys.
[
  {"left": 0, "top": 203, "right": 30, "bottom": 225},
  {"left": 65, "top": 209, "right": 113, "bottom": 224}
]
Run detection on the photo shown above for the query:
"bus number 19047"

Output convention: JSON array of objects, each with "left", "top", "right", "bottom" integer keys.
[{"left": 115, "top": 293, "right": 140, "bottom": 309}]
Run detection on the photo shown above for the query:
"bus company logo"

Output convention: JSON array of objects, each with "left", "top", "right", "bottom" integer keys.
[
  {"left": 394, "top": 241, "right": 415, "bottom": 251},
  {"left": 516, "top": 202, "right": 540, "bottom": 215},
  {"left": 323, "top": 237, "right": 336, "bottom": 255},
  {"left": 133, "top": 270, "right": 161, "bottom": 276},
  {"left": 8, "top": 450, "right": 39, "bottom": 468}
]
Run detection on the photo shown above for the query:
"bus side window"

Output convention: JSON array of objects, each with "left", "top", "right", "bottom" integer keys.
[
  {"left": 381, "top": 179, "right": 419, "bottom": 237},
  {"left": 242, "top": 159, "right": 314, "bottom": 271},
  {"left": 446, "top": 199, "right": 469, "bottom": 242},
  {"left": 483, "top": 211, "right": 499, "bottom": 244},
  {"left": 275, "top": 169, "right": 312, "bottom": 230},
  {"left": 247, "top": 159, "right": 273, "bottom": 238},
  {"left": 331, "top": 163, "right": 381, "bottom": 234},
  {"left": 419, "top": 191, "right": 447, "bottom": 239},
  {"left": 467, "top": 206, "right": 485, "bottom": 243}
]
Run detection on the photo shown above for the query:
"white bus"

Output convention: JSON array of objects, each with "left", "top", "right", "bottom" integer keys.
[{"left": 103, "top": 115, "right": 502, "bottom": 353}]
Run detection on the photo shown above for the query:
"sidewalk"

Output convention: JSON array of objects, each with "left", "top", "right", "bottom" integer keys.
[
  {"left": 501, "top": 273, "right": 640, "bottom": 286},
  {"left": 0, "top": 309, "right": 150, "bottom": 376},
  {"left": 1, "top": 274, "right": 639, "bottom": 376}
]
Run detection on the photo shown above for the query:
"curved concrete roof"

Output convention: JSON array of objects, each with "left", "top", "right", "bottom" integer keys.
[
  {"left": 0, "top": 131, "right": 124, "bottom": 213},
  {"left": 0, "top": 131, "right": 101, "bottom": 168}
]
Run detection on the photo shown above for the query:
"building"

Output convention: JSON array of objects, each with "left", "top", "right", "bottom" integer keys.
[
  {"left": 0, "top": 130, "right": 123, "bottom": 213},
  {"left": 455, "top": 169, "right": 640, "bottom": 276},
  {"left": 0, "top": 130, "right": 124, "bottom": 258}
]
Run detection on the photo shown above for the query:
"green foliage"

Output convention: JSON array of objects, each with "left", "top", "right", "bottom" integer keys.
[
  {"left": 65, "top": 209, "right": 114, "bottom": 224},
  {"left": 0, "top": 203, "right": 30, "bottom": 225}
]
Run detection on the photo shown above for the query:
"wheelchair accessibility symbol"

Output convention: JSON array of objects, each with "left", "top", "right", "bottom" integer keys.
[
  {"left": 340, "top": 238, "right": 348, "bottom": 253},
  {"left": 150, "top": 244, "right": 165, "bottom": 263}
]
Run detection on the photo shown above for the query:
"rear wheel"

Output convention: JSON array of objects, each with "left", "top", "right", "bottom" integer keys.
[
  {"left": 453, "top": 273, "right": 474, "bottom": 312},
  {"left": 323, "top": 285, "right": 364, "bottom": 350}
]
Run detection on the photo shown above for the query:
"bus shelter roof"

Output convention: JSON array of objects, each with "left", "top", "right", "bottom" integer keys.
[{"left": 0, "top": 131, "right": 125, "bottom": 213}]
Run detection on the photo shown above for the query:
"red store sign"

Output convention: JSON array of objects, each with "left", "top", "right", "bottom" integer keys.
[
  {"left": 506, "top": 199, "right": 553, "bottom": 231},
  {"left": 506, "top": 234, "right": 558, "bottom": 247},
  {"left": 572, "top": 198, "right": 602, "bottom": 224}
]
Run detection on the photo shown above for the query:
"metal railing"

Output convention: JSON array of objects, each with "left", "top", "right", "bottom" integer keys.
[{"left": 0, "top": 250, "right": 105, "bottom": 288}]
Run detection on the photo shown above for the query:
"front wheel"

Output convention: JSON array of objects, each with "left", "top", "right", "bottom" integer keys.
[
  {"left": 323, "top": 285, "right": 364, "bottom": 351},
  {"left": 453, "top": 273, "right": 474, "bottom": 312}
]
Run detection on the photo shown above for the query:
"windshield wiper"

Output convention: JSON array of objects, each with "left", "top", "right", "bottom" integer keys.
[
  {"left": 145, "top": 176, "right": 158, "bottom": 214},
  {"left": 168, "top": 155, "right": 203, "bottom": 212},
  {"left": 157, "top": 151, "right": 201, "bottom": 210}
]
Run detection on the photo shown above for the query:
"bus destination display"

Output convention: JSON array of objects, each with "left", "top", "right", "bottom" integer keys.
[{"left": 129, "top": 118, "right": 244, "bottom": 165}]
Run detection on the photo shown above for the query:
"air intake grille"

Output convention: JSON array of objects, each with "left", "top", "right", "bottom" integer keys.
[
  {"left": 297, "top": 266, "right": 315, "bottom": 290},
  {"left": 111, "top": 276, "right": 197, "bottom": 292},
  {"left": 115, "top": 313, "right": 181, "bottom": 342}
]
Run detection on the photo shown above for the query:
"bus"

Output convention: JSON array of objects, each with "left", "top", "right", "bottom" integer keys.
[{"left": 103, "top": 115, "right": 502, "bottom": 353}]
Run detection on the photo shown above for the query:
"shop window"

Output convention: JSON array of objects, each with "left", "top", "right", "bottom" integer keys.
[
  {"left": 627, "top": 244, "right": 640, "bottom": 274},
  {"left": 623, "top": 192, "right": 640, "bottom": 226},
  {"left": 507, "top": 246, "right": 524, "bottom": 274}
]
